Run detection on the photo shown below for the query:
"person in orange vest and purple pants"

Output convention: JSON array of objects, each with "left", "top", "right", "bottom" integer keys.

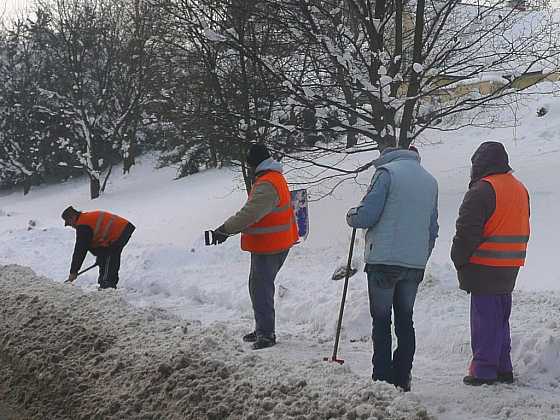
[
  {"left": 451, "top": 141, "right": 530, "bottom": 386},
  {"left": 211, "top": 143, "right": 298, "bottom": 350},
  {"left": 62, "top": 207, "right": 136, "bottom": 289}
]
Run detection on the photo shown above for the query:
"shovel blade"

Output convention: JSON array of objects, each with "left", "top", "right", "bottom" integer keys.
[{"left": 331, "top": 266, "right": 358, "bottom": 281}]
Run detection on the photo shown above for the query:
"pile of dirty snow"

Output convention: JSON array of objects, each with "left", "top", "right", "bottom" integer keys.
[{"left": 0, "top": 265, "right": 431, "bottom": 420}]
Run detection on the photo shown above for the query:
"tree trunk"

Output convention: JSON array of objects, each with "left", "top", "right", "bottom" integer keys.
[
  {"left": 90, "top": 176, "right": 101, "bottom": 200},
  {"left": 391, "top": 0, "right": 403, "bottom": 98},
  {"left": 101, "top": 164, "right": 113, "bottom": 193},
  {"left": 123, "top": 146, "right": 136, "bottom": 174},
  {"left": 241, "top": 162, "right": 253, "bottom": 196},
  {"left": 399, "top": 0, "right": 426, "bottom": 147},
  {"left": 346, "top": 131, "right": 358, "bottom": 148},
  {"left": 346, "top": 111, "right": 358, "bottom": 148},
  {"left": 338, "top": 73, "right": 358, "bottom": 149},
  {"left": 23, "top": 178, "right": 31, "bottom": 196},
  {"left": 123, "top": 121, "right": 138, "bottom": 174}
]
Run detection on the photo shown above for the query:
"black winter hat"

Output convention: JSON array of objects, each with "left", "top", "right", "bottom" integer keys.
[
  {"left": 61, "top": 206, "right": 79, "bottom": 225},
  {"left": 246, "top": 143, "right": 271, "bottom": 168}
]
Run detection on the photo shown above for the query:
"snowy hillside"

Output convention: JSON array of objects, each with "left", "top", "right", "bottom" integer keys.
[{"left": 1, "top": 84, "right": 560, "bottom": 419}]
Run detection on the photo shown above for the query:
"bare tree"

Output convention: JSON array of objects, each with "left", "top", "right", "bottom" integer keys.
[
  {"left": 151, "top": 0, "right": 302, "bottom": 191},
  {"left": 213, "top": 0, "right": 560, "bottom": 195}
]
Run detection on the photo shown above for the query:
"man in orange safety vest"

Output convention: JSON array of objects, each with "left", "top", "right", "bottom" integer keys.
[
  {"left": 62, "top": 206, "right": 135, "bottom": 289},
  {"left": 452, "top": 142, "right": 530, "bottom": 386},
  {"left": 212, "top": 144, "right": 298, "bottom": 350}
]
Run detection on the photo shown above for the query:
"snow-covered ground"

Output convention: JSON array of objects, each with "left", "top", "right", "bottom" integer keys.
[
  {"left": 1, "top": 265, "right": 431, "bottom": 420},
  {"left": 1, "top": 85, "right": 560, "bottom": 419}
]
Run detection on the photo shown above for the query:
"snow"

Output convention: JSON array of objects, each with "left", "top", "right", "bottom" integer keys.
[
  {"left": 442, "top": 73, "right": 511, "bottom": 90},
  {"left": 413, "top": 63, "right": 424, "bottom": 73},
  {"left": 440, "top": 7, "right": 560, "bottom": 75},
  {"left": 0, "top": 264, "right": 430, "bottom": 420},
  {"left": 1, "top": 83, "right": 560, "bottom": 418},
  {"left": 204, "top": 28, "right": 226, "bottom": 42}
]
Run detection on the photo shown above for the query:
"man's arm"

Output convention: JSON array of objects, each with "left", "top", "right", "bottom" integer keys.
[
  {"left": 346, "top": 169, "right": 390, "bottom": 229},
  {"left": 222, "top": 182, "right": 279, "bottom": 235},
  {"left": 428, "top": 191, "right": 439, "bottom": 256},
  {"left": 70, "top": 226, "right": 93, "bottom": 274},
  {"left": 451, "top": 181, "right": 495, "bottom": 269}
]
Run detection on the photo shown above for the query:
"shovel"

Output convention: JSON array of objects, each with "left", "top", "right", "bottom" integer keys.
[
  {"left": 324, "top": 228, "right": 357, "bottom": 365},
  {"left": 64, "top": 263, "right": 98, "bottom": 283},
  {"left": 331, "top": 232, "right": 359, "bottom": 280}
]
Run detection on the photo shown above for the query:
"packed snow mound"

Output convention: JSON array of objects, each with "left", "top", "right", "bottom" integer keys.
[
  {"left": 413, "top": 274, "right": 560, "bottom": 390},
  {"left": 510, "top": 294, "right": 560, "bottom": 388},
  {"left": 0, "top": 265, "right": 432, "bottom": 420}
]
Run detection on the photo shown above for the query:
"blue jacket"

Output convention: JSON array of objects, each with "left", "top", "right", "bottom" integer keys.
[{"left": 347, "top": 149, "right": 439, "bottom": 269}]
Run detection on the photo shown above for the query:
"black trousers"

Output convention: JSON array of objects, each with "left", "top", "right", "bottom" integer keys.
[{"left": 94, "top": 223, "right": 135, "bottom": 289}]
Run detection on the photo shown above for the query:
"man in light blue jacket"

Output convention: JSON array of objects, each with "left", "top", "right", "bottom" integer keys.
[{"left": 347, "top": 147, "right": 439, "bottom": 392}]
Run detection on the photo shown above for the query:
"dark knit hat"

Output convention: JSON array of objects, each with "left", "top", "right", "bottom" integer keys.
[
  {"left": 246, "top": 143, "right": 270, "bottom": 168},
  {"left": 470, "top": 141, "right": 512, "bottom": 185},
  {"left": 61, "top": 206, "right": 79, "bottom": 226}
]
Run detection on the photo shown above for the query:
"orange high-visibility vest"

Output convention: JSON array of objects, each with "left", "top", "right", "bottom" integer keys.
[
  {"left": 241, "top": 171, "right": 298, "bottom": 253},
  {"left": 469, "top": 173, "right": 530, "bottom": 267},
  {"left": 76, "top": 211, "right": 129, "bottom": 248}
]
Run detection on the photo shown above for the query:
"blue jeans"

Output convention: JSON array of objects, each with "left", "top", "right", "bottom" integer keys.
[{"left": 366, "top": 264, "right": 424, "bottom": 387}]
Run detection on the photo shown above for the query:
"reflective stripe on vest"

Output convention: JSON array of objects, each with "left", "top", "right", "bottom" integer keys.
[
  {"left": 469, "top": 174, "right": 530, "bottom": 267},
  {"left": 241, "top": 171, "right": 298, "bottom": 253},
  {"left": 482, "top": 235, "right": 530, "bottom": 243},
  {"left": 244, "top": 223, "right": 293, "bottom": 235},
  {"left": 76, "top": 211, "right": 129, "bottom": 248},
  {"left": 472, "top": 249, "right": 527, "bottom": 259},
  {"left": 94, "top": 212, "right": 105, "bottom": 238},
  {"left": 99, "top": 213, "right": 117, "bottom": 243},
  {"left": 269, "top": 204, "right": 291, "bottom": 214}
]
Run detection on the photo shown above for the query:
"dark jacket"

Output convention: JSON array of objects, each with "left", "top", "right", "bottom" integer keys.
[{"left": 451, "top": 142, "right": 529, "bottom": 294}]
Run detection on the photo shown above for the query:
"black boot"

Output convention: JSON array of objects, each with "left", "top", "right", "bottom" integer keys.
[
  {"left": 463, "top": 375, "right": 497, "bottom": 386},
  {"left": 497, "top": 372, "right": 514, "bottom": 384},
  {"left": 395, "top": 373, "right": 412, "bottom": 392},
  {"left": 252, "top": 335, "right": 276, "bottom": 350},
  {"left": 243, "top": 331, "right": 257, "bottom": 343}
]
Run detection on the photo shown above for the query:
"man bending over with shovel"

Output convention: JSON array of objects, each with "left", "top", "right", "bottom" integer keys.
[{"left": 62, "top": 206, "right": 135, "bottom": 289}]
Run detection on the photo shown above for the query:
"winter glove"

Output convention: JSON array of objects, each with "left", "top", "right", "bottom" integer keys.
[
  {"left": 346, "top": 207, "right": 359, "bottom": 227},
  {"left": 212, "top": 225, "right": 229, "bottom": 245},
  {"left": 65, "top": 272, "right": 78, "bottom": 283}
]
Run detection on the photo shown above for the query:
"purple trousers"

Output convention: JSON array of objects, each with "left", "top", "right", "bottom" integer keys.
[{"left": 469, "top": 294, "right": 513, "bottom": 379}]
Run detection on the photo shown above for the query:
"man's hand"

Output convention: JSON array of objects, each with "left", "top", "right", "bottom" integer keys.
[
  {"left": 212, "top": 226, "right": 229, "bottom": 245},
  {"left": 65, "top": 272, "right": 78, "bottom": 283},
  {"left": 346, "top": 207, "right": 359, "bottom": 227}
]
